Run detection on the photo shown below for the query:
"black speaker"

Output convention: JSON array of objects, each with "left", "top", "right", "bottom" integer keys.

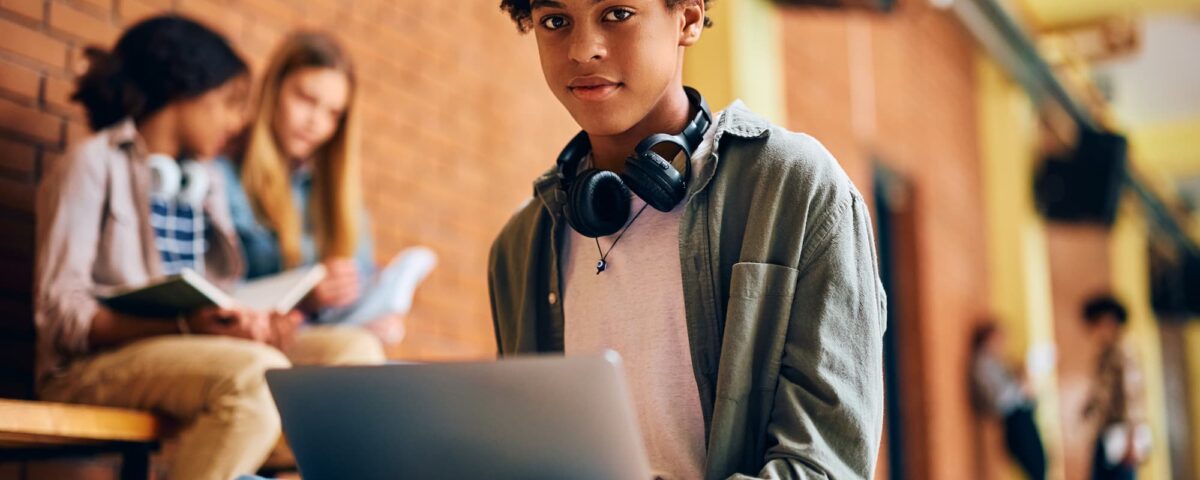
[
  {"left": 1034, "top": 129, "right": 1128, "bottom": 225},
  {"left": 1151, "top": 249, "right": 1200, "bottom": 317}
]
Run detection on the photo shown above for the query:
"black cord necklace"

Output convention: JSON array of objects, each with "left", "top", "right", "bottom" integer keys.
[{"left": 594, "top": 203, "right": 652, "bottom": 274}]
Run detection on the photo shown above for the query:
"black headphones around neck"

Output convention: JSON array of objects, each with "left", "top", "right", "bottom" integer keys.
[{"left": 557, "top": 86, "right": 712, "bottom": 238}]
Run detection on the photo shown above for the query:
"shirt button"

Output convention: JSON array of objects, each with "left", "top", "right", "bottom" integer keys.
[{"left": 548, "top": 292, "right": 558, "bottom": 305}]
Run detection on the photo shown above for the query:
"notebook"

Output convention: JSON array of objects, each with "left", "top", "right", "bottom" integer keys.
[{"left": 98, "top": 265, "right": 327, "bottom": 317}]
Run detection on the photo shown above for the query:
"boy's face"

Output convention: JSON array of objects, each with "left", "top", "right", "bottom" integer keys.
[{"left": 530, "top": 0, "right": 703, "bottom": 136}]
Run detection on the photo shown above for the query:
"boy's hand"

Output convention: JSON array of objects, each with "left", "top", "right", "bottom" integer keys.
[
  {"left": 187, "top": 306, "right": 271, "bottom": 342},
  {"left": 303, "top": 258, "right": 361, "bottom": 311}
]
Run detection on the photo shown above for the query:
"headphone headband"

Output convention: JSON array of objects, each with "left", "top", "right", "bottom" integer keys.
[{"left": 677, "top": 86, "right": 712, "bottom": 156}]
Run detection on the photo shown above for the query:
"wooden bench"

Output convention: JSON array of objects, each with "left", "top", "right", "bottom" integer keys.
[{"left": 0, "top": 399, "right": 161, "bottom": 480}]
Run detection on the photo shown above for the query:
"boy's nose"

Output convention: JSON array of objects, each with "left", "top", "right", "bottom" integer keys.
[{"left": 568, "top": 28, "right": 607, "bottom": 64}]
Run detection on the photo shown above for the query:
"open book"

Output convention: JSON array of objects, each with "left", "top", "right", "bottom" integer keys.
[{"left": 98, "top": 265, "right": 327, "bottom": 317}]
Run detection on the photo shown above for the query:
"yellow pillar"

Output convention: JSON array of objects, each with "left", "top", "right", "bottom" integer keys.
[
  {"left": 683, "top": 0, "right": 787, "bottom": 123},
  {"left": 1109, "top": 199, "right": 1173, "bottom": 480},
  {"left": 1185, "top": 323, "right": 1200, "bottom": 478},
  {"left": 977, "top": 55, "right": 1064, "bottom": 480},
  {"left": 1126, "top": 118, "right": 1200, "bottom": 480}
]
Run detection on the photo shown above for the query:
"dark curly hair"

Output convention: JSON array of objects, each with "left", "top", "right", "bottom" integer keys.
[
  {"left": 1083, "top": 294, "right": 1128, "bottom": 327},
  {"left": 72, "top": 15, "right": 248, "bottom": 131},
  {"left": 499, "top": 0, "right": 714, "bottom": 33}
]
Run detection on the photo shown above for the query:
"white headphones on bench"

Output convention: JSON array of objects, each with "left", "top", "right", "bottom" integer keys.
[{"left": 147, "top": 153, "right": 210, "bottom": 206}]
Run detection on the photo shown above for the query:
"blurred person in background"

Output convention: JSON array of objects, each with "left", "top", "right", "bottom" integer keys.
[
  {"left": 36, "top": 15, "right": 292, "bottom": 480},
  {"left": 1082, "top": 295, "right": 1151, "bottom": 480},
  {"left": 970, "top": 321, "right": 1047, "bottom": 480},
  {"left": 216, "top": 31, "right": 437, "bottom": 349}
]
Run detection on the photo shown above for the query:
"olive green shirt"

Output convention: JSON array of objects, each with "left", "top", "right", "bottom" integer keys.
[{"left": 488, "top": 101, "right": 887, "bottom": 479}]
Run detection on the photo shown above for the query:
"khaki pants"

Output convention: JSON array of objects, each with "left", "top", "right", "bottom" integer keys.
[{"left": 39, "top": 326, "right": 386, "bottom": 480}]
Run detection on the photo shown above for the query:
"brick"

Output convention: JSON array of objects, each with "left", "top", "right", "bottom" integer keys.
[
  {"left": 42, "top": 73, "right": 84, "bottom": 120},
  {"left": 0, "top": 97, "right": 61, "bottom": 144},
  {"left": 0, "top": 59, "right": 40, "bottom": 101},
  {"left": 40, "top": 149, "right": 61, "bottom": 176},
  {"left": 0, "top": 137, "right": 37, "bottom": 177},
  {"left": 0, "top": 17, "right": 68, "bottom": 68},
  {"left": 177, "top": 0, "right": 243, "bottom": 39},
  {"left": 0, "top": 214, "right": 34, "bottom": 256},
  {"left": 238, "top": 0, "right": 297, "bottom": 24},
  {"left": 64, "top": 117, "right": 89, "bottom": 144},
  {"left": 116, "top": 0, "right": 169, "bottom": 23},
  {"left": 0, "top": 176, "right": 34, "bottom": 215},
  {"left": 0, "top": 0, "right": 44, "bottom": 22},
  {"left": 239, "top": 15, "right": 282, "bottom": 61},
  {"left": 72, "top": 0, "right": 114, "bottom": 15},
  {"left": 49, "top": 0, "right": 118, "bottom": 45}
]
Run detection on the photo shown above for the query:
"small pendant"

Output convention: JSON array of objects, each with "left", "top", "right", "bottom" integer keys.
[{"left": 596, "top": 259, "right": 607, "bottom": 274}]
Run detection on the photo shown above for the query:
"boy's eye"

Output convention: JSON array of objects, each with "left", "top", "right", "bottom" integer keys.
[
  {"left": 602, "top": 8, "right": 634, "bottom": 22},
  {"left": 539, "top": 15, "right": 570, "bottom": 30}
]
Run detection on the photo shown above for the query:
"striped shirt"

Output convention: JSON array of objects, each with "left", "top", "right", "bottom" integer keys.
[{"left": 150, "top": 197, "right": 207, "bottom": 275}]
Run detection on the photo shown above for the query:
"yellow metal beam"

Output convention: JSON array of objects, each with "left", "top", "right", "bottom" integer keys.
[
  {"left": 1017, "top": 0, "right": 1200, "bottom": 30},
  {"left": 1130, "top": 118, "right": 1200, "bottom": 176}
]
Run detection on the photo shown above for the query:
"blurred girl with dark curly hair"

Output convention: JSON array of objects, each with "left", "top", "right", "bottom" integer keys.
[{"left": 34, "top": 15, "right": 382, "bottom": 479}]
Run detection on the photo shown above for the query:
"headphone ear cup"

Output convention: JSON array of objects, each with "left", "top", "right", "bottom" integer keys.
[
  {"left": 565, "top": 169, "right": 631, "bottom": 238},
  {"left": 178, "top": 161, "right": 210, "bottom": 207},
  {"left": 147, "top": 154, "right": 182, "bottom": 200},
  {"left": 623, "top": 151, "right": 686, "bottom": 212}
]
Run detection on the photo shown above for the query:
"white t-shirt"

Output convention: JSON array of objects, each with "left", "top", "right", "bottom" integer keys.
[{"left": 561, "top": 118, "right": 719, "bottom": 480}]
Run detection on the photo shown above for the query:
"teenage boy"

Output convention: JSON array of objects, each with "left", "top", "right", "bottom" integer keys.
[{"left": 488, "top": 1, "right": 886, "bottom": 478}]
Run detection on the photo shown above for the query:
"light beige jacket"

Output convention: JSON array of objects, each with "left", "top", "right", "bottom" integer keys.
[{"left": 34, "top": 119, "right": 243, "bottom": 385}]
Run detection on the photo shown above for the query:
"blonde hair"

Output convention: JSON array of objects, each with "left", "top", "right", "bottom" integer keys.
[{"left": 240, "top": 31, "right": 360, "bottom": 267}]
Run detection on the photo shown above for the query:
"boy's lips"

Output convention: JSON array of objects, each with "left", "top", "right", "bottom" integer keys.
[{"left": 568, "top": 77, "right": 623, "bottom": 101}]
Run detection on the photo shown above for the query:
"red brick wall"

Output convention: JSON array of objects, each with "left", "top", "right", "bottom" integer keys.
[
  {"left": 0, "top": 0, "right": 577, "bottom": 398},
  {"left": 780, "top": 3, "right": 996, "bottom": 479}
]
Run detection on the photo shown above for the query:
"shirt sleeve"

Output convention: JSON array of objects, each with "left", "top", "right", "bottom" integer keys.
[
  {"left": 735, "top": 191, "right": 887, "bottom": 480},
  {"left": 34, "top": 143, "right": 108, "bottom": 357}
]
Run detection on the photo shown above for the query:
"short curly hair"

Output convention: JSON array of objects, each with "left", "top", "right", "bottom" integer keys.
[{"left": 499, "top": 0, "right": 714, "bottom": 33}]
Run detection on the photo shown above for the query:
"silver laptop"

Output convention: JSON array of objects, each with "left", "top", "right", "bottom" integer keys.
[{"left": 265, "top": 351, "right": 651, "bottom": 480}]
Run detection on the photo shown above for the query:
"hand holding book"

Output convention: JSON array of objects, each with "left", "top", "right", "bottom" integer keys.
[
  {"left": 184, "top": 306, "right": 272, "bottom": 342},
  {"left": 99, "top": 265, "right": 328, "bottom": 318},
  {"left": 302, "top": 258, "right": 361, "bottom": 312}
]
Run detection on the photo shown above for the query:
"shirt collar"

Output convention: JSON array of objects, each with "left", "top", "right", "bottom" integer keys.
[{"left": 107, "top": 118, "right": 148, "bottom": 159}]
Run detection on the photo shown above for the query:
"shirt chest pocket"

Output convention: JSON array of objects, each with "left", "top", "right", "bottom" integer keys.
[{"left": 722, "top": 262, "right": 798, "bottom": 392}]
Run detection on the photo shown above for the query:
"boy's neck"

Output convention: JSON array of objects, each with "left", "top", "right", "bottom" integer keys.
[{"left": 589, "top": 84, "right": 693, "bottom": 173}]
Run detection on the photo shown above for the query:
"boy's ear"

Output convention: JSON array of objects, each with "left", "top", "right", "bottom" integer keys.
[{"left": 679, "top": 1, "right": 705, "bottom": 47}]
